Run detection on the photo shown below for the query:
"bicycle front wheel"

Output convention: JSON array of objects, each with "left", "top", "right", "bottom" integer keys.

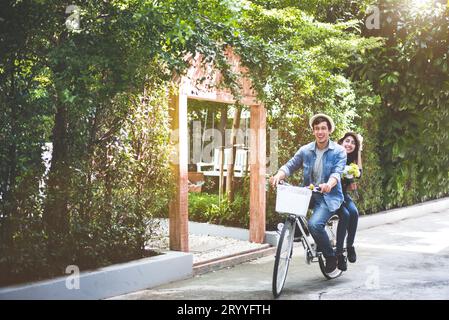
[{"left": 272, "top": 217, "right": 295, "bottom": 297}]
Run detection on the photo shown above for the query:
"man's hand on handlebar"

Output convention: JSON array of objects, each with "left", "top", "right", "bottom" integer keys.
[
  {"left": 270, "top": 171, "right": 286, "bottom": 188},
  {"left": 318, "top": 183, "right": 332, "bottom": 193},
  {"left": 319, "top": 177, "right": 338, "bottom": 193}
]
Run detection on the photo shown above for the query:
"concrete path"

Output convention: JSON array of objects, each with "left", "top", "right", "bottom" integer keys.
[{"left": 112, "top": 207, "right": 449, "bottom": 300}]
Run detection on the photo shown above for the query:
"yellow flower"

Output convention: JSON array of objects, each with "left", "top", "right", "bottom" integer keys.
[{"left": 343, "top": 163, "right": 360, "bottom": 179}]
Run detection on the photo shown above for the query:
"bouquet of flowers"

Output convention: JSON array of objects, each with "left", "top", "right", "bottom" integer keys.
[{"left": 342, "top": 163, "right": 361, "bottom": 180}]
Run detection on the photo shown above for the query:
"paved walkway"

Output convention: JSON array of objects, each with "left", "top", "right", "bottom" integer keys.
[{"left": 113, "top": 207, "right": 449, "bottom": 300}]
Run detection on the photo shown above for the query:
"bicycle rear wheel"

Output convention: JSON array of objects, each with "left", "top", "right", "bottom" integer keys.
[
  {"left": 272, "top": 217, "right": 295, "bottom": 297},
  {"left": 319, "top": 214, "right": 343, "bottom": 279}
]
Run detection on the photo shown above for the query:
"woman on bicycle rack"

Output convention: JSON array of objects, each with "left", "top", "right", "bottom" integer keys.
[
  {"left": 336, "top": 132, "right": 363, "bottom": 268},
  {"left": 270, "top": 114, "right": 348, "bottom": 273}
]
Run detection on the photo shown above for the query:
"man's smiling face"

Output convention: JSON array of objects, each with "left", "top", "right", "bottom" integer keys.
[{"left": 313, "top": 121, "right": 330, "bottom": 145}]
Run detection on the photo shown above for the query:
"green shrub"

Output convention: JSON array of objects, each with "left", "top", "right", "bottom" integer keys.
[
  {"left": 0, "top": 81, "right": 172, "bottom": 286},
  {"left": 188, "top": 187, "right": 280, "bottom": 230}
]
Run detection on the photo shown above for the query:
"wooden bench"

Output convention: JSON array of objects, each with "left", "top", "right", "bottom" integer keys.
[{"left": 196, "top": 148, "right": 249, "bottom": 177}]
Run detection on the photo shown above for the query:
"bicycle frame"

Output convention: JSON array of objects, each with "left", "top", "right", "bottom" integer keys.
[
  {"left": 296, "top": 217, "right": 317, "bottom": 263},
  {"left": 280, "top": 214, "right": 320, "bottom": 265}
]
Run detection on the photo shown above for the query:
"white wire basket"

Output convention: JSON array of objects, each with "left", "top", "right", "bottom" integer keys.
[{"left": 275, "top": 184, "right": 312, "bottom": 217}]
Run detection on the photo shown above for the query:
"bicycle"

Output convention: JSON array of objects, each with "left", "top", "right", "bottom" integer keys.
[{"left": 272, "top": 182, "right": 343, "bottom": 298}]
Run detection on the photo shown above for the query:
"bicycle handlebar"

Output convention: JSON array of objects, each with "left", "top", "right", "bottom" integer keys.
[{"left": 279, "top": 180, "right": 321, "bottom": 193}]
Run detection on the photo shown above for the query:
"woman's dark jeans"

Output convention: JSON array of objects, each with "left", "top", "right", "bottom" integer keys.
[{"left": 337, "top": 193, "right": 359, "bottom": 252}]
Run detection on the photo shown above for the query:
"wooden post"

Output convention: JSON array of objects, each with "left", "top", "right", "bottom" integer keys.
[
  {"left": 168, "top": 90, "right": 189, "bottom": 252},
  {"left": 249, "top": 104, "right": 266, "bottom": 243},
  {"left": 218, "top": 106, "right": 227, "bottom": 203},
  {"left": 226, "top": 106, "right": 242, "bottom": 202}
]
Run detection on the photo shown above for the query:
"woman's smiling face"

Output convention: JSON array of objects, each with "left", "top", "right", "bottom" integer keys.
[{"left": 342, "top": 135, "right": 356, "bottom": 154}]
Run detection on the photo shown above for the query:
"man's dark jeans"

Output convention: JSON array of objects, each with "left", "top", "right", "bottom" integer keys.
[{"left": 308, "top": 193, "right": 348, "bottom": 257}]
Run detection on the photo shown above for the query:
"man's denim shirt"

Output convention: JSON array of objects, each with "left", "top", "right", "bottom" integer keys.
[{"left": 279, "top": 140, "right": 347, "bottom": 212}]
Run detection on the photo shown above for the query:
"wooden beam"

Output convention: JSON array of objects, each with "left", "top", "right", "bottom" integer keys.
[
  {"left": 168, "top": 90, "right": 189, "bottom": 252},
  {"left": 249, "top": 104, "right": 266, "bottom": 243},
  {"left": 180, "top": 48, "right": 259, "bottom": 106},
  {"left": 184, "top": 89, "right": 259, "bottom": 106}
]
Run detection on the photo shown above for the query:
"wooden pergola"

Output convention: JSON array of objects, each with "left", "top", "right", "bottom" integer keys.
[{"left": 169, "top": 48, "right": 266, "bottom": 251}]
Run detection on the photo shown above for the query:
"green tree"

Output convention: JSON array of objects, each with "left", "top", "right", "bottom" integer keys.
[
  {"left": 0, "top": 0, "right": 249, "bottom": 284},
  {"left": 353, "top": 0, "right": 449, "bottom": 207}
]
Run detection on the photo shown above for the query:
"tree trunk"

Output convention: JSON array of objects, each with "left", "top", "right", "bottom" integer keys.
[{"left": 43, "top": 91, "right": 70, "bottom": 251}]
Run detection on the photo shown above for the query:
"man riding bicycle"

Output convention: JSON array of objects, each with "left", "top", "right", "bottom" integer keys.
[{"left": 270, "top": 114, "right": 348, "bottom": 273}]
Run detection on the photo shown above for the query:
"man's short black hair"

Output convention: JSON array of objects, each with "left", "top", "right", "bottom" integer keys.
[{"left": 312, "top": 116, "right": 332, "bottom": 131}]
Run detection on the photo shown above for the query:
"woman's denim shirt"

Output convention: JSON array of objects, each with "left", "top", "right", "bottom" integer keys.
[{"left": 279, "top": 140, "right": 347, "bottom": 212}]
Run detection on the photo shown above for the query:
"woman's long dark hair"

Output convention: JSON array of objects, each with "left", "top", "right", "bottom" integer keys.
[{"left": 338, "top": 132, "right": 360, "bottom": 164}]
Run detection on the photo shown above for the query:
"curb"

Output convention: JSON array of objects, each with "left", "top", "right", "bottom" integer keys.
[
  {"left": 0, "top": 251, "right": 193, "bottom": 300},
  {"left": 193, "top": 245, "right": 276, "bottom": 276},
  {"left": 155, "top": 218, "right": 250, "bottom": 241},
  {"left": 189, "top": 221, "right": 249, "bottom": 241}
]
